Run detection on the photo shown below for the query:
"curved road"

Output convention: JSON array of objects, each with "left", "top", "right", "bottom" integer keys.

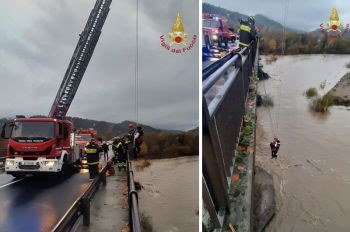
[{"left": 0, "top": 170, "right": 89, "bottom": 231}]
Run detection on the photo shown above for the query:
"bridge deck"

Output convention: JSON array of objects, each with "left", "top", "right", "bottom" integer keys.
[{"left": 0, "top": 150, "right": 126, "bottom": 231}]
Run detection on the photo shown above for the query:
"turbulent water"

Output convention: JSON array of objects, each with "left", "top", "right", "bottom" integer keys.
[
  {"left": 256, "top": 55, "right": 350, "bottom": 232},
  {"left": 133, "top": 156, "right": 199, "bottom": 232}
]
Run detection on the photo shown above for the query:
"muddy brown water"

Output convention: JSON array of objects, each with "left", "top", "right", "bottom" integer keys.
[
  {"left": 133, "top": 156, "right": 198, "bottom": 232},
  {"left": 256, "top": 55, "right": 350, "bottom": 232}
]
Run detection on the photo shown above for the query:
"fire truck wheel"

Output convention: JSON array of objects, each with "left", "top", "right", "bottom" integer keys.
[{"left": 59, "top": 155, "right": 70, "bottom": 177}]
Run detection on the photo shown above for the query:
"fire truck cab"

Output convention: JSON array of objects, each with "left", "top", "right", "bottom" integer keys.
[
  {"left": 202, "top": 13, "right": 236, "bottom": 48},
  {"left": 2, "top": 116, "right": 79, "bottom": 178}
]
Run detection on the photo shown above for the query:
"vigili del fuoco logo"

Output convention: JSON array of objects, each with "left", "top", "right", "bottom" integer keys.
[
  {"left": 160, "top": 13, "right": 197, "bottom": 54},
  {"left": 320, "top": 7, "right": 349, "bottom": 38}
]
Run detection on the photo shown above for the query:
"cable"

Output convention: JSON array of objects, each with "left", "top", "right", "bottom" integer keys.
[
  {"left": 262, "top": 78, "right": 276, "bottom": 135},
  {"left": 134, "top": 0, "right": 139, "bottom": 124},
  {"left": 275, "top": 0, "right": 289, "bottom": 132}
]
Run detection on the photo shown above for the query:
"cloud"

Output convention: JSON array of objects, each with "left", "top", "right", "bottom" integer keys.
[
  {"left": 0, "top": 0, "right": 199, "bottom": 130},
  {"left": 204, "top": 0, "right": 350, "bottom": 31}
]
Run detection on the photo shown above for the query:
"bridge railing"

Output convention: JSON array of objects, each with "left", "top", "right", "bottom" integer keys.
[
  {"left": 202, "top": 41, "right": 257, "bottom": 230},
  {"left": 127, "top": 157, "right": 141, "bottom": 232},
  {"left": 52, "top": 159, "right": 108, "bottom": 232}
]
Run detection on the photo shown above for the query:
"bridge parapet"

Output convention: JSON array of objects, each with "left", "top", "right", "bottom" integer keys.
[{"left": 202, "top": 41, "right": 258, "bottom": 230}]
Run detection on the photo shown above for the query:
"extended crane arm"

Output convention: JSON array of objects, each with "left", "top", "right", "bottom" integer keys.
[{"left": 49, "top": 0, "right": 112, "bottom": 118}]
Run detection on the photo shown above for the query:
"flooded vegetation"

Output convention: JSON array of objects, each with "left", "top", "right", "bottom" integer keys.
[{"left": 304, "top": 81, "right": 333, "bottom": 113}]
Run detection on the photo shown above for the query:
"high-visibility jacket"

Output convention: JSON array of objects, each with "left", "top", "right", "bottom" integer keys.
[
  {"left": 128, "top": 129, "right": 135, "bottom": 140},
  {"left": 113, "top": 141, "right": 123, "bottom": 153},
  {"left": 85, "top": 142, "right": 100, "bottom": 165},
  {"left": 239, "top": 21, "right": 257, "bottom": 47}
]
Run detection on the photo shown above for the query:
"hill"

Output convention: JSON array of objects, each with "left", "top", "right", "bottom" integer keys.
[
  {"left": 0, "top": 117, "right": 199, "bottom": 158},
  {"left": 202, "top": 3, "right": 300, "bottom": 32},
  {"left": 0, "top": 117, "right": 166, "bottom": 140}
]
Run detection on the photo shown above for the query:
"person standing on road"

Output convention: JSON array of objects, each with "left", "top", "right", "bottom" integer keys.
[
  {"left": 238, "top": 17, "right": 257, "bottom": 50},
  {"left": 101, "top": 141, "right": 109, "bottom": 160},
  {"left": 85, "top": 138, "right": 101, "bottom": 180},
  {"left": 248, "top": 16, "right": 258, "bottom": 62},
  {"left": 113, "top": 136, "right": 127, "bottom": 171}
]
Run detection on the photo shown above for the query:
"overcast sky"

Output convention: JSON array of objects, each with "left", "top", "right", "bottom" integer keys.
[
  {"left": 205, "top": 0, "right": 350, "bottom": 32},
  {"left": 0, "top": 0, "right": 199, "bottom": 131}
]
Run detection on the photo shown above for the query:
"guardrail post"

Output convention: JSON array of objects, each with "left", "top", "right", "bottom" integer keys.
[{"left": 82, "top": 198, "right": 90, "bottom": 226}]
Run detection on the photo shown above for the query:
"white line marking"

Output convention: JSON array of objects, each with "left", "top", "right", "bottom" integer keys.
[{"left": 0, "top": 178, "right": 24, "bottom": 189}]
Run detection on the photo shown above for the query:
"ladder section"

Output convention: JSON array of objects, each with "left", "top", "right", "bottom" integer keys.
[{"left": 49, "top": 0, "right": 112, "bottom": 118}]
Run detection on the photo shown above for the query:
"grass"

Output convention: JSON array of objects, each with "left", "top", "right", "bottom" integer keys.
[
  {"left": 305, "top": 81, "right": 332, "bottom": 113},
  {"left": 310, "top": 94, "right": 333, "bottom": 113},
  {"left": 304, "top": 87, "right": 318, "bottom": 98},
  {"left": 239, "top": 114, "right": 254, "bottom": 147}
]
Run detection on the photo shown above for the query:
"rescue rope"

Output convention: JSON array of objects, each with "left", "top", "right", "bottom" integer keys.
[
  {"left": 262, "top": 76, "right": 276, "bottom": 134},
  {"left": 134, "top": 0, "right": 139, "bottom": 124},
  {"left": 263, "top": 0, "right": 289, "bottom": 136},
  {"left": 275, "top": 0, "right": 289, "bottom": 133}
]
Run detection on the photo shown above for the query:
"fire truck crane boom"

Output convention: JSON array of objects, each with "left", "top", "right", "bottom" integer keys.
[{"left": 49, "top": 0, "right": 112, "bottom": 119}]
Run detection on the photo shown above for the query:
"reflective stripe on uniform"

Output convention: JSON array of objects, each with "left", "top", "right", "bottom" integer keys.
[
  {"left": 239, "top": 41, "right": 250, "bottom": 47},
  {"left": 114, "top": 142, "right": 123, "bottom": 148},
  {"left": 85, "top": 148, "right": 97, "bottom": 153},
  {"left": 240, "top": 24, "right": 251, "bottom": 32},
  {"left": 88, "top": 161, "right": 100, "bottom": 165}
]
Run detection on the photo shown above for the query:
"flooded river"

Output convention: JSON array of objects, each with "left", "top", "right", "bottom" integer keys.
[
  {"left": 257, "top": 55, "right": 350, "bottom": 232},
  {"left": 133, "top": 156, "right": 198, "bottom": 232}
]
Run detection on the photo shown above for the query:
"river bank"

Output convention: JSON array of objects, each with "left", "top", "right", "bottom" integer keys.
[{"left": 329, "top": 72, "right": 350, "bottom": 106}]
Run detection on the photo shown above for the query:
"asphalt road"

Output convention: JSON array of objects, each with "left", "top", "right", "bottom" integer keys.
[
  {"left": 202, "top": 41, "right": 239, "bottom": 71},
  {"left": 0, "top": 151, "right": 113, "bottom": 232}
]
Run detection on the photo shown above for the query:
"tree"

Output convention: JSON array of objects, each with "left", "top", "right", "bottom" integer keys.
[{"left": 268, "top": 38, "right": 277, "bottom": 53}]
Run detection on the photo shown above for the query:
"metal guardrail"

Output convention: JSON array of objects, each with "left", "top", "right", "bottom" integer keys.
[
  {"left": 202, "top": 41, "right": 258, "bottom": 230},
  {"left": 202, "top": 52, "right": 234, "bottom": 81},
  {"left": 52, "top": 162, "right": 107, "bottom": 232},
  {"left": 127, "top": 155, "right": 141, "bottom": 232},
  {"left": 52, "top": 152, "right": 141, "bottom": 232}
]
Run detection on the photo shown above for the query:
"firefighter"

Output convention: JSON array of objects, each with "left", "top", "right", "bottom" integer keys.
[
  {"left": 127, "top": 123, "right": 135, "bottom": 142},
  {"left": 113, "top": 136, "right": 126, "bottom": 171},
  {"left": 85, "top": 138, "right": 101, "bottom": 180},
  {"left": 127, "top": 123, "right": 137, "bottom": 159},
  {"left": 112, "top": 137, "right": 120, "bottom": 163},
  {"left": 248, "top": 16, "right": 258, "bottom": 62},
  {"left": 101, "top": 141, "right": 109, "bottom": 160},
  {"left": 122, "top": 135, "right": 131, "bottom": 158},
  {"left": 270, "top": 137, "right": 281, "bottom": 159},
  {"left": 133, "top": 125, "right": 144, "bottom": 158},
  {"left": 238, "top": 17, "right": 257, "bottom": 49}
]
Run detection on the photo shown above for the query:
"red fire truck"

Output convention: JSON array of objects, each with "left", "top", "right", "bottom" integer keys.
[
  {"left": 203, "top": 13, "right": 236, "bottom": 48},
  {"left": 74, "top": 129, "right": 98, "bottom": 146},
  {"left": 74, "top": 129, "right": 98, "bottom": 162},
  {"left": 0, "top": 0, "right": 112, "bottom": 178}
]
